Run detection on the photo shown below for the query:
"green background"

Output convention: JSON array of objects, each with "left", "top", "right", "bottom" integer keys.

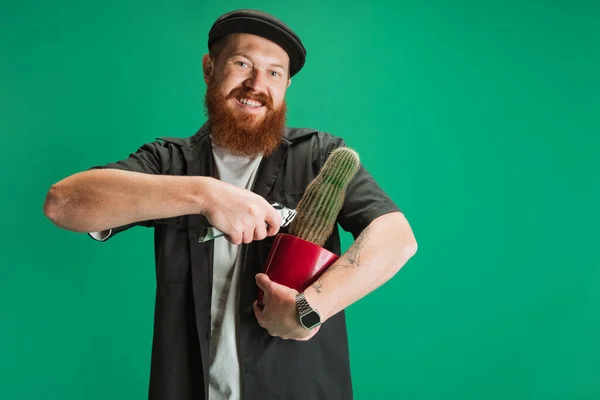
[{"left": 2, "top": 0, "right": 599, "bottom": 399}]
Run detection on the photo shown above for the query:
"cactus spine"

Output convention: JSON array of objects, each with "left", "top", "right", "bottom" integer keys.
[{"left": 289, "top": 147, "right": 360, "bottom": 246}]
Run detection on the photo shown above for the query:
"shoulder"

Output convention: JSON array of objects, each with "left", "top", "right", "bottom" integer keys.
[
  {"left": 284, "top": 126, "right": 347, "bottom": 162},
  {"left": 285, "top": 126, "right": 343, "bottom": 145}
]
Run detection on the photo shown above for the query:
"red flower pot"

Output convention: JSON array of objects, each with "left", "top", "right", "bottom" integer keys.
[{"left": 257, "top": 233, "right": 339, "bottom": 305}]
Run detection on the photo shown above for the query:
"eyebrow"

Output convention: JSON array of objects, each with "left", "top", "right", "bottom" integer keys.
[{"left": 231, "top": 52, "right": 287, "bottom": 71}]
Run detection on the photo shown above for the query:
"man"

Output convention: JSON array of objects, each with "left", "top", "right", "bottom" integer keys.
[{"left": 43, "top": 9, "right": 417, "bottom": 400}]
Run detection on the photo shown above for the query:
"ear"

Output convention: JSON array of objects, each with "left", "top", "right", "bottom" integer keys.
[
  {"left": 202, "top": 54, "right": 214, "bottom": 85},
  {"left": 287, "top": 78, "right": 292, "bottom": 88}
]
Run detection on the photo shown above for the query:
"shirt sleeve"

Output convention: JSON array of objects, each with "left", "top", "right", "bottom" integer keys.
[
  {"left": 87, "top": 141, "right": 173, "bottom": 242},
  {"left": 328, "top": 138, "right": 402, "bottom": 239}
]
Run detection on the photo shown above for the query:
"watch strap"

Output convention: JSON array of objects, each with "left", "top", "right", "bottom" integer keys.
[{"left": 296, "top": 293, "right": 312, "bottom": 315}]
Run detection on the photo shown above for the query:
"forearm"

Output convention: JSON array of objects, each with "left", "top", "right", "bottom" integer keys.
[
  {"left": 303, "top": 211, "right": 417, "bottom": 322},
  {"left": 43, "top": 169, "right": 212, "bottom": 232}
]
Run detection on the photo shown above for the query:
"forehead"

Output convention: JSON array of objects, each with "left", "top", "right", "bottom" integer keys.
[{"left": 220, "top": 33, "right": 290, "bottom": 68}]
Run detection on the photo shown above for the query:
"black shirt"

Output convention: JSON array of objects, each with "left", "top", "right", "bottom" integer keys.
[{"left": 90, "top": 122, "right": 400, "bottom": 400}]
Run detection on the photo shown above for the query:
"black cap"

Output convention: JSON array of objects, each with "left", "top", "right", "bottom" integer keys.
[{"left": 208, "top": 9, "right": 307, "bottom": 77}]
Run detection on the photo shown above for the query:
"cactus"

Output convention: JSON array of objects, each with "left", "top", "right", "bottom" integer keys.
[{"left": 289, "top": 147, "right": 360, "bottom": 246}]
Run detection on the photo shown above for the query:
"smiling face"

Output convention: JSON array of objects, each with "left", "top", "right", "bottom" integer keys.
[{"left": 202, "top": 33, "right": 292, "bottom": 157}]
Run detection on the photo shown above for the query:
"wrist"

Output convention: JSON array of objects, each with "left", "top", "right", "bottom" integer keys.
[
  {"left": 194, "top": 176, "right": 215, "bottom": 215},
  {"left": 295, "top": 292, "right": 322, "bottom": 330},
  {"left": 302, "top": 285, "right": 330, "bottom": 323}
]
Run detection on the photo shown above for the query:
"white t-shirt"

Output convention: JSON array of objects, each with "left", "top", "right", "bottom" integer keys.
[{"left": 208, "top": 142, "right": 263, "bottom": 400}]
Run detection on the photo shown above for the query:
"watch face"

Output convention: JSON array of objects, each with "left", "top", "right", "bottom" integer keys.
[{"left": 301, "top": 310, "right": 321, "bottom": 329}]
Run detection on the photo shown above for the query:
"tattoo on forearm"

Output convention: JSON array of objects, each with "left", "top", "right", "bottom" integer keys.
[
  {"left": 310, "top": 227, "right": 372, "bottom": 294},
  {"left": 330, "top": 226, "right": 371, "bottom": 271},
  {"left": 312, "top": 279, "right": 323, "bottom": 293}
]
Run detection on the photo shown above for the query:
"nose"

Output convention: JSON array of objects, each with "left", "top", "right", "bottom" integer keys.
[{"left": 243, "top": 69, "right": 267, "bottom": 92}]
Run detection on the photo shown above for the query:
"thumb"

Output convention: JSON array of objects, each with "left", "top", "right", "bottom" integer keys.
[{"left": 255, "top": 273, "right": 273, "bottom": 293}]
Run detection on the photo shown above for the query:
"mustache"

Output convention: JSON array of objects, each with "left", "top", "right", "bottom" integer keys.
[{"left": 226, "top": 87, "right": 273, "bottom": 109}]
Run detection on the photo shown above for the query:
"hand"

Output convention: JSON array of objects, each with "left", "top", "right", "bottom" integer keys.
[
  {"left": 253, "top": 273, "right": 321, "bottom": 341},
  {"left": 201, "top": 178, "right": 282, "bottom": 245}
]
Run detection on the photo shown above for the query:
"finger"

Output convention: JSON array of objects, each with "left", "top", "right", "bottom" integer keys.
[
  {"left": 253, "top": 301, "right": 264, "bottom": 326},
  {"left": 264, "top": 207, "right": 283, "bottom": 236},
  {"left": 253, "top": 299, "right": 266, "bottom": 313},
  {"left": 242, "top": 229, "right": 254, "bottom": 244},
  {"left": 253, "top": 222, "right": 267, "bottom": 241},
  {"left": 227, "top": 229, "right": 242, "bottom": 245}
]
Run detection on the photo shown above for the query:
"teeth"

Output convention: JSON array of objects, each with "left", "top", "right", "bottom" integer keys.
[{"left": 239, "top": 98, "right": 262, "bottom": 107}]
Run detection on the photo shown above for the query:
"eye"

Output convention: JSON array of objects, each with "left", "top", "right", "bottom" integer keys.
[
  {"left": 235, "top": 61, "right": 250, "bottom": 68},
  {"left": 270, "top": 70, "right": 282, "bottom": 78}
]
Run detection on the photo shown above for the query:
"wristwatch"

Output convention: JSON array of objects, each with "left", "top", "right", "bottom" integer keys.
[{"left": 296, "top": 293, "right": 321, "bottom": 330}]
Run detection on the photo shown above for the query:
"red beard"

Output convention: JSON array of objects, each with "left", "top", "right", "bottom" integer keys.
[{"left": 204, "top": 82, "right": 287, "bottom": 158}]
